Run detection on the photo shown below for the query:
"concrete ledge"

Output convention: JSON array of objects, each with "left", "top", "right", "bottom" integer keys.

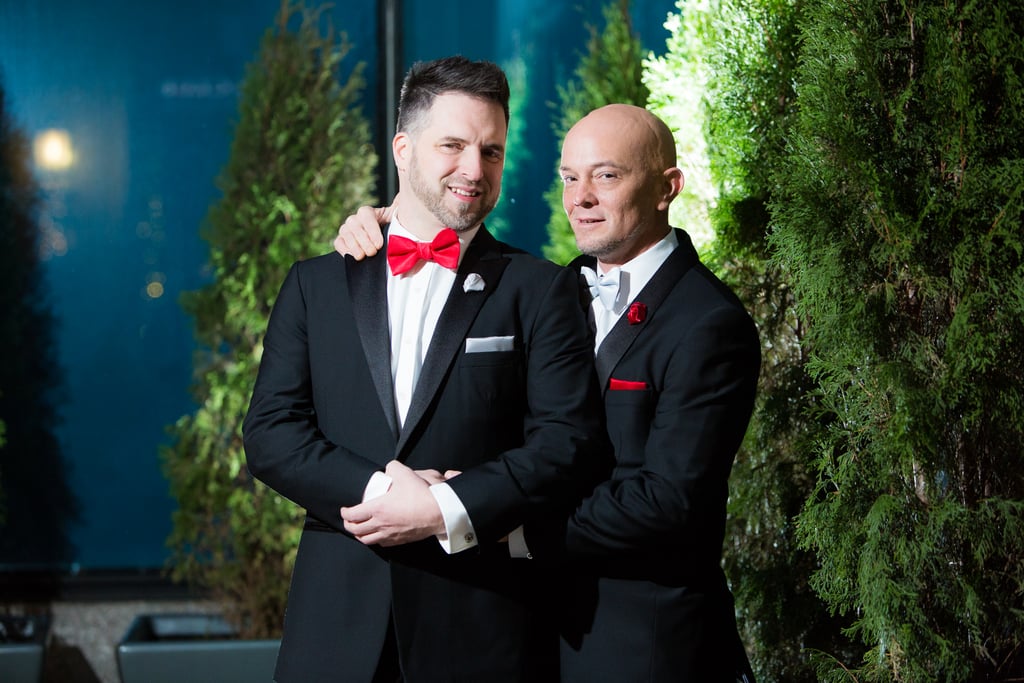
[
  {"left": 0, "top": 614, "right": 49, "bottom": 683},
  {"left": 116, "top": 614, "right": 279, "bottom": 683}
]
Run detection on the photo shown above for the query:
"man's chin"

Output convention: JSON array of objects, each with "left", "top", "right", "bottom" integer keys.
[
  {"left": 443, "top": 206, "right": 494, "bottom": 232},
  {"left": 577, "top": 242, "right": 615, "bottom": 261}
]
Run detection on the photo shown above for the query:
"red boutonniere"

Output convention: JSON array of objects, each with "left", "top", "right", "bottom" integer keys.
[{"left": 627, "top": 302, "right": 647, "bottom": 325}]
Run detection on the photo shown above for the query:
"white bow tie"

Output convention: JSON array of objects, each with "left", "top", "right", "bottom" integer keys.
[{"left": 581, "top": 265, "right": 621, "bottom": 311}]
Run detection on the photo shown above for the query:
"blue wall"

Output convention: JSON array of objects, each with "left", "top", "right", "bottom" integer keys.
[{"left": 0, "top": 0, "right": 675, "bottom": 571}]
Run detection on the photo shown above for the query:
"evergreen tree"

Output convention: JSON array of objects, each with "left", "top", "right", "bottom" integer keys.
[
  {"left": 484, "top": 54, "right": 530, "bottom": 241},
  {"left": 161, "top": 0, "right": 377, "bottom": 638},
  {"left": 647, "top": 1, "right": 859, "bottom": 677},
  {"left": 0, "top": 72, "right": 75, "bottom": 564},
  {"left": 542, "top": 0, "right": 650, "bottom": 265},
  {"left": 703, "top": 0, "right": 863, "bottom": 678},
  {"left": 643, "top": 0, "right": 716, "bottom": 248},
  {"left": 771, "top": 1, "right": 1024, "bottom": 679}
]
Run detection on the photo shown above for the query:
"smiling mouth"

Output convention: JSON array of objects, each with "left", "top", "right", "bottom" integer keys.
[{"left": 449, "top": 186, "right": 481, "bottom": 200}]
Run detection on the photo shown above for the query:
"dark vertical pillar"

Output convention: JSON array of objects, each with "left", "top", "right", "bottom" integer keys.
[{"left": 376, "top": 0, "right": 402, "bottom": 201}]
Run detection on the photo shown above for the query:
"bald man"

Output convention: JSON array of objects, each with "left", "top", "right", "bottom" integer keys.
[{"left": 335, "top": 104, "right": 760, "bottom": 682}]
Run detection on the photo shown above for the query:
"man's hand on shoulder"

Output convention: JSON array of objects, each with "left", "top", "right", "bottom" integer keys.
[{"left": 334, "top": 202, "right": 393, "bottom": 260}]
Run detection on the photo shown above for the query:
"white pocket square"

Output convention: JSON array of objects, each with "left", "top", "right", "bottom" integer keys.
[
  {"left": 465, "top": 336, "right": 515, "bottom": 353},
  {"left": 463, "top": 273, "right": 486, "bottom": 292}
]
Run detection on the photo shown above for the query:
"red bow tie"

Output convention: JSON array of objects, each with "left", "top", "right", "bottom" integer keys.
[{"left": 387, "top": 228, "right": 461, "bottom": 275}]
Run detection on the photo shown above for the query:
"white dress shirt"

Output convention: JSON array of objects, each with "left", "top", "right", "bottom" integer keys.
[
  {"left": 362, "top": 216, "right": 481, "bottom": 554},
  {"left": 590, "top": 230, "right": 678, "bottom": 350}
]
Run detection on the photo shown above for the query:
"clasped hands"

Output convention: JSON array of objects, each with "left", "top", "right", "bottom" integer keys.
[{"left": 341, "top": 460, "right": 460, "bottom": 547}]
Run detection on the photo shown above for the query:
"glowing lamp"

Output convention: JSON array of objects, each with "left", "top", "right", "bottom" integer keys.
[{"left": 34, "top": 129, "right": 74, "bottom": 170}]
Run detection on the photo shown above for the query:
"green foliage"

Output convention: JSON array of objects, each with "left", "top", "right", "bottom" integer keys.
[
  {"left": 648, "top": 0, "right": 1024, "bottom": 678},
  {"left": 684, "top": 0, "right": 861, "bottom": 678},
  {"left": 644, "top": 0, "right": 716, "bottom": 249},
  {"left": 485, "top": 54, "right": 530, "bottom": 241},
  {"left": 541, "top": 0, "right": 650, "bottom": 265},
  {"left": 160, "top": 0, "right": 377, "bottom": 639},
  {"left": 770, "top": 0, "right": 1024, "bottom": 679}
]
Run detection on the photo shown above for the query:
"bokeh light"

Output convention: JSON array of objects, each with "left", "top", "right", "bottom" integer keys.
[
  {"left": 145, "top": 272, "right": 166, "bottom": 299},
  {"left": 33, "top": 129, "right": 74, "bottom": 170}
]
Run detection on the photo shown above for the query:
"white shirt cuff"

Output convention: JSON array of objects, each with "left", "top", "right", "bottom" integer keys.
[
  {"left": 507, "top": 526, "right": 532, "bottom": 559},
  {"left": 429, "top": 482, "right": 477, "bottom": 554},
  {"left": 363, "top": 471, "right": 391, "bottom": 502}
]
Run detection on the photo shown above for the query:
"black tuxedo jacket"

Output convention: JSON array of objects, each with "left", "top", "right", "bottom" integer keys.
[
  {"left": 243, "top": 227, "right": 608, "bottom": 683},
  {"left": 527, "top": 229, "right": 761, "bottom": 682}
]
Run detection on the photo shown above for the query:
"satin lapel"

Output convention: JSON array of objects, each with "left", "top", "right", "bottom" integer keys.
[
  {"left": 594, "top": 230, "right": 699, "bottom": 393},
  {"left": 346, "top": 241, "right": 399, "bottom": 439},
  {"left": 568, "top": 254, "right": 600, "bottom": 343},
  {"left": 396, "top": 229, "right": 510, "bottom": 456}
]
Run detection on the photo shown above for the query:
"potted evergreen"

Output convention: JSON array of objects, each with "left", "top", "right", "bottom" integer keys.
[{"left": 118, "top": 1, "right": 377, "bottom": 679}]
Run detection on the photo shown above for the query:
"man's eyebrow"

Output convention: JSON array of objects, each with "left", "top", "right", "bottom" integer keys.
[
  {"left": 438, "top": 136, "right": 504, "bottom": 153},
  {"left": 560, "top": 161, "right": 628, "bottom": 172}
]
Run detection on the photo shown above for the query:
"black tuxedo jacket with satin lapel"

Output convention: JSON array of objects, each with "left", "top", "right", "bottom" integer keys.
[
  {"left": 242, "top": 227, "right": 608, "bottom": 683},
  {"left": 526, "top": 229, "right": 762, "bottom": 682}
]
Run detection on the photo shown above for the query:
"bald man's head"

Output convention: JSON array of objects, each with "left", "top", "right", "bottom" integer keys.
[
  {"left": 576, "top": 104, "right": 677, "bottom": 169},
  {"left": 560, "top": 104, "right": 684, "bottom": 267}
]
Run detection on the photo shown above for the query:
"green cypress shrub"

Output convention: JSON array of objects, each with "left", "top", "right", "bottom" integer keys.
[
  {"left": 542, "top": 0, "right": 650, "bottom": 265},
  {"left": 772, "top": 1, "right": 1024, "bottom": 679},
  {"left": 483, "top": 55, "right": 529, "bottom": 241},
  {"left": 703, "top": 0, "right": 864, "bottom": 679},
  {"left": 160, "top": 0, "right": 377, "bottom": 638},
  {"left": 644, "top": 0, "right": 716, "bottom": 248},
  {"left": 645, "top": 0, "right": 860, "bottom": 677}
]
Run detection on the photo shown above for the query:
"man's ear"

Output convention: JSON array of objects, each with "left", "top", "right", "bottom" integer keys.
[
  {"left": 658, "top": 167, "right": 685, "bottom": 211},
  {"left": 392, "top": 132, "right": 410, "bottom": 173}
]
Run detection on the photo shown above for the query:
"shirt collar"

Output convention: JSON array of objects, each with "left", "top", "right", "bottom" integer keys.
[{"left": 599, "top": 230, "right": 678, "bottom": 304}]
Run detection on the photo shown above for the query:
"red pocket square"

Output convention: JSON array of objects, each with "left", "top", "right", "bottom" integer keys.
[{"left": 609, "top": 378, "right": 647, "bottom": 391}]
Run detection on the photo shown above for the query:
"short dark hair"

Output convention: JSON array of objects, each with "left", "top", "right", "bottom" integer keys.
[{"left": 396, "top": 56, "right": 510, "bottom": 134}]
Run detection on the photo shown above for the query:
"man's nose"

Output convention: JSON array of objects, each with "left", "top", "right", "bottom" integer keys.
[
  {"left": 570, "top": 180, "right": 595, "bottom": 208},
  {"left": 457, "top": 150, "right": 484, "bottom": 181}
]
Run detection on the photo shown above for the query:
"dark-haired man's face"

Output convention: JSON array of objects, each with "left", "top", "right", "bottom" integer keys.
[{"left": 393, "top": 93, "right": 506, "bottom": 235}]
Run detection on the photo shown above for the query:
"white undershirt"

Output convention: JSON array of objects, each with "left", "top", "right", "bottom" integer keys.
[
  {"left": 362, "top": 216, "right": 480, "bottom": 554},
  {"left": 386, "top": 219, "right": 466, "bottom": 427}
]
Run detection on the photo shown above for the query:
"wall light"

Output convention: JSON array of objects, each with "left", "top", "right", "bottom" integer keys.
[{"left": 34, "top": 129, "right": 74, "bottom": 170}]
